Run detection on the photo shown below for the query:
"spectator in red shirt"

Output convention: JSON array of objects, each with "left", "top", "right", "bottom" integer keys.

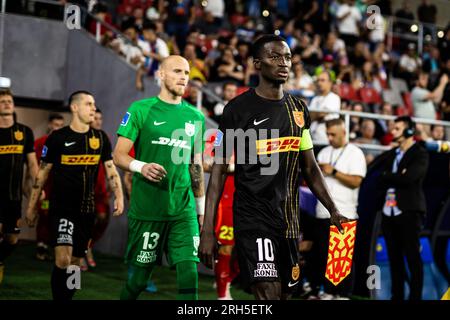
[{"left": 88, "top": 2, "right": 114, "bottom": 40}]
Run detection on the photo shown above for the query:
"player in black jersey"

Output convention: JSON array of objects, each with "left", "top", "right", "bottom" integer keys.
[
  {"left": 25, "top": 91, "right": 124, "bottom": 300},
  {"left": 199, "top": 35, "right": 348, "bottom": 300},
  {"left": 0, "top": 89, "right": 39, "bottom": 285}
]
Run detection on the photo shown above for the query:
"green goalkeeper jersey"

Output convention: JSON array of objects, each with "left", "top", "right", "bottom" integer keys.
[{"left": 117, "top": 97, "right": 205, "bottom": 221}]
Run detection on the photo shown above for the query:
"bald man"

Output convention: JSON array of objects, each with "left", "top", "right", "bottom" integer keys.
[{"left": 113, "top": 55, "right": 206, "bottom": 300}]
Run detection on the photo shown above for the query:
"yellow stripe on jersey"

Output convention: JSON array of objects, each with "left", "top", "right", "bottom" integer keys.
[
  {"left": 256, "top": 136, "right": 301, "bottom": 155},
  {"left": 0, "top": 144, "right": 24, "bottom": 154},
  {"left": 61, "top": 154, "right": 101, "bottom": 165}
]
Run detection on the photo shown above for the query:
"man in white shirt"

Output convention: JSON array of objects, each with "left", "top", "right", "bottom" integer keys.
[
  {"left": 411, "top": 72, "right": 448, "bottom": 120},
  {"left": 309, "top": 71, "right": 341, "bottom": 144},
  {"left": 368, "top": 10, "right": 385, "bottom": 51},
  {"left": 112, "top": 23, "right": 150, "bottom": 66},
  {"left": 316, "top": 118, "right": 367, "bottom": 219},
  {"left": 304, "top": 117, "right": 366, "bottom": 300},
  {"left": 205, "top": 0, "right": 224, "bottom": 20},
  {"left": 336, "top": 0, "right": 362, "bottom": 47}
]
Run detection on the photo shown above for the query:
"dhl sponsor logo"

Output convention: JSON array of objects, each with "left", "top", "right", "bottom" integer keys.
[
  {"left": 0, "top": 145, "right": 24, "bottom": 154},
  {"left": 61, "top": 154, "right": 100, "bottom": 165},
  {"left": 256, "top": 136, "right": 301, "bottom": 155}
]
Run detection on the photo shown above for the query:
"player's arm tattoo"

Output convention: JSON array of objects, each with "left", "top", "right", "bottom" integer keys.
[
  {"left": 27, "top": 161, "right": 53, "bottom": 210},
  {"left": 104, "top": 160, "right": 124, "bottom": 199},
  {"left": 189, "top": 153, "right": 205, "bottom": 197}
]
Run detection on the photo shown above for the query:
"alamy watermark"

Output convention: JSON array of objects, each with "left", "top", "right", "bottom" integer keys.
[
  {"left": 366, "top": 5, "right": 383, "bottom": 31},
  {"left": 65, "top": 5, "right": 81, "bottom": 30},
  {"left": 66, "top": 265, "right": 81, "bottom": 290},
  {"left": 162, "top": 125, "right": 283, "bottom": 176},
  {"left": 366, "top": 265, "right": 381, "bottom": 290}
]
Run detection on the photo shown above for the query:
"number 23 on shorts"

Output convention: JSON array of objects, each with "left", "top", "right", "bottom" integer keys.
[{"left": 218, "top": 226, "right": 234, "bottom": 241}]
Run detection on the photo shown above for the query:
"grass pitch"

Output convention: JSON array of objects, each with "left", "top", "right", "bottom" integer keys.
[{"left": 0, "top": 241, "right": 253, "bottom": 300}]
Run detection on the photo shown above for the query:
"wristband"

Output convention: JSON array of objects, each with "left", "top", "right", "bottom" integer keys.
[
  {"left": 129, "top": 160, "right": 146, "bottom": 174},
  {"left": 195, "top": 195, "right": 205, "bottom": 216},
  {"left": 332, "top": 168, "right": 338, "bottom": 176}
]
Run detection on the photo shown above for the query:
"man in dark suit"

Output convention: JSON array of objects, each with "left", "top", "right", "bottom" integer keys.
[{"left": 378, "top": 116, "right": 429, "bottom": 300}]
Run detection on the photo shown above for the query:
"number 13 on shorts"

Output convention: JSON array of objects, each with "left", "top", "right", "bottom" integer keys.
[
  {"left": 142, "top": 232, "right": 160, "bottom": 250},
  {"left": 136, "top": 232, "right": 160, "bottom": 264}
]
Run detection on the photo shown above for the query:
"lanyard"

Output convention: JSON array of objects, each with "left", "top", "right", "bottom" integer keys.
[{"left": 329, "top": 144, "right": 348, "bottom": 167}]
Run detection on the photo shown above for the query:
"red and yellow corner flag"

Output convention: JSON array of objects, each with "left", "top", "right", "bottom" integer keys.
[{"left": 325, "top": 220, "right": 357, "bottom": 286}]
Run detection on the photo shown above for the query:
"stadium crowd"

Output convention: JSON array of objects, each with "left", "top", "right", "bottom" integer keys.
[
  {"left": 1, "top": 0, "right": 449, "bottom": 301},
  {"left": 6, "top": 1, "right": 450, "bottom": 150},
  {"left": 89, "top": 0, "right": 449, "bottom": 156}
]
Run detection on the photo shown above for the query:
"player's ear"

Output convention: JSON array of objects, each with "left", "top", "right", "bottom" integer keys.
[
  {"left": 253, "top": 58, "right": 261, "bottom": 71},
  {"left": 156, "top": 68, "right": 164, "bottom": 80}
]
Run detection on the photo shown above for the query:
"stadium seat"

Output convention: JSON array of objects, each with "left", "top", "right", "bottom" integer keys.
[
  {"left": 382, "top": 89, "right": 404, "bottom": 107},
  {"left": 230, "top": 14, "right": 248, "bottom": 27},
  {"left": 447, "top": 238, "right": 450, "bottom": 263},
  {"left": 390, "top": 78, "right": 409, "bottom": 93},
  {"left": 395, "top": 106, "right": 409, "bottom": 116},
  {"left": 420, "top": 237, "right": 449, "bottom": 299},
  {"left": 446, "top": 238, "right": 450, "bottom": 273},
  {"left": 359, "top": 87, "right": 382, "bottom": 105},
  {"left": 374, "top": 236, "right": 392, "bottom": 300},
  {"left": 336, "top": 83, "right": 359, "bottom": 101},
  {"left": 299, "top": 186, "right": 317, "bottom": 216},
  {"left": 402, "top": 92, "right": 414, "bottom": 116}
]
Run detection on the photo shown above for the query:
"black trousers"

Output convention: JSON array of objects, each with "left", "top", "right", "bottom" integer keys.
[{"left": 381, "top": 211, "right": 424, "bottom": 300}]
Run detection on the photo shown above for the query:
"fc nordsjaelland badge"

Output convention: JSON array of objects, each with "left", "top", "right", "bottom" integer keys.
[
  {"left": 293, "top": 111, "right": 304, "bottom": 128},
  {"left": 14, "top": 130, "right": 24, "bottom": 141},
  {"left": 89, "top": 136, "right": 100, "bottom": 150}
]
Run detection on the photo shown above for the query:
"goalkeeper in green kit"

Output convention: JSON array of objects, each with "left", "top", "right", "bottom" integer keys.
[{"left": 113, "top": 55, "right": 206, "bottom": 300}]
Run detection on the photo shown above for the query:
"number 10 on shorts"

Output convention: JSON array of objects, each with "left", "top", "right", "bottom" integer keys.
[{"left": 256, "top": 238, "right": 274, "bottom": 262}]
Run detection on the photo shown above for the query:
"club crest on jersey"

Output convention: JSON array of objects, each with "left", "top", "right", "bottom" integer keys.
[
  {"left": 14, "top": 130, "right": 24, "bottom": 141},
  {"left": 293, "top": 111, "right": 304, "bottom": 128},
  {"left": 185, "top": 122, "right": 195, "bottom": 137},
  {"left": 89, "top": 136, "right": 100, "bottom": 150},
  {"left": 121, "top": 112, "right": 131, "bottom": 126},
  {"left": 292, "top": 263, "right": 300, "bottom": 281}
]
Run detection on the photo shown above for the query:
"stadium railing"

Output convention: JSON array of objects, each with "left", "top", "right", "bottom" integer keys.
[
  {"left": 308, "top": 107, "right": 450, "bottom": 148},
  {"left": 384, "top": 14, "right": 447, "bottom": 55},
  {"left": 191, "top": 79, "right": 450, "bottom": 152}
]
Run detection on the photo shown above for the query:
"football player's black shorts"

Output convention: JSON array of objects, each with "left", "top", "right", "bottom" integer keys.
[
  {"left": 0, "top": 200, "right": 21, "bottom": 234},
  {"left": 50, "top": 206, "right": 95, "bottom": 258},
  {"left": 235, "top": 229, "right": 301, "bottom": 294}
]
